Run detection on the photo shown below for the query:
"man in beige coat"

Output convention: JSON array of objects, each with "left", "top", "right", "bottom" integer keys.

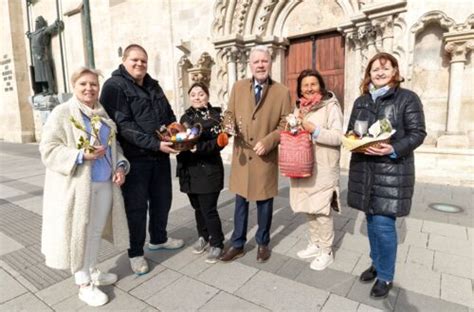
[{"left": 220, "top": 45, "right": 292, "bottom": 263}]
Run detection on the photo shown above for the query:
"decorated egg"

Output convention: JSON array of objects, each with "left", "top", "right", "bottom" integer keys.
[
  {"left": 191, "top": 127, "right": 199, "bottom": 136},
  {"left": 188, "top": 134, "right": 195, "bottom": 140},
  {"left": 171, "top": 135, "right": 176, "bottom": 141},
  {"left": 186, "top": 128, "right": 192, "bottom": 135},
  {"left": 176, "top": 132, "right": 187, "bottom": 141}
]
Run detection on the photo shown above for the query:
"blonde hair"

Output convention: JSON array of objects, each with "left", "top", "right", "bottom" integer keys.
[
  {"left": 122, "top": 44, "right": 148, "bottom": 61},
  {"left": 70, "top": 66, "right": 102, "bottom": 87}
]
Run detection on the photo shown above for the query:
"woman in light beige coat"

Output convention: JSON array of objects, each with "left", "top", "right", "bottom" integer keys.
[
  {"left": 40, "top": 67, "right": 129, "bottom": 307},
  {"left": 289, "top": 69, "right": 343, "bottom": 271}
]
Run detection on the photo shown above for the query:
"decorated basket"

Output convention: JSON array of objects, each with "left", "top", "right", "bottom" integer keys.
[
  {"left": 341, "top": 130, "right": 395, "bottom": 153},
  {"left": 156, "top": 123, "right": 202, "bottom": 152}
]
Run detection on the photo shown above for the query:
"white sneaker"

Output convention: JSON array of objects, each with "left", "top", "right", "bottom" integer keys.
[
  {"left": 310, "top": 251, "right": 334, "bottom": 271},
  {"left": 297, "top": 243, "right": 321, "bottom": 259},
  {"left": 192, "top": 237, "right": 209, "bottom": 254},
  {"left": 90, "top": 269, "right": 118, "bottom": 286},
  {"left": 130, "top": 256, "right": 149, "bottom": 275},
  {"left": 148, "top": 237, "right": 185, "bottom": 250},
  {"left": 78, "top": 284, "right": 108, "bottom": 307}
]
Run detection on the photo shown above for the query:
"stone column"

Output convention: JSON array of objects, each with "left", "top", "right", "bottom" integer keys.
[
  {"left": 444, "top": 39, "right": 473, "bottom": 134},
  {"left": 0, "top": 0, "right": 35, "bottom": 142},
  {"left": 437, "top": 32, "right": 474, "bottom": 148},
  {"left": 225, "top": 47, "right": 239, "bottom": 90}
]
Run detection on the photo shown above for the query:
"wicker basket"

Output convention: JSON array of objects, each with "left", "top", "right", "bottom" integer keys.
[
  {"left": 279, "top": 129, "right": 314, "bottom": 178},
  {"left": 341, "top": 130, "right": 395, "bottom": 153},
  {"left": 156, "top": 123, "right": 202, "bottom": 152}
]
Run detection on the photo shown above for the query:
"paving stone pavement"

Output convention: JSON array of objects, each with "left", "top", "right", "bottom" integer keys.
[{"left": 0, "top": 142, "right": 472, "bottom": 311}]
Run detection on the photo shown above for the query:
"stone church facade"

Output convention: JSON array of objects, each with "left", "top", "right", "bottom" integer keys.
[{"left": 1, "top": 0, "right": 473, "bottom": 184}]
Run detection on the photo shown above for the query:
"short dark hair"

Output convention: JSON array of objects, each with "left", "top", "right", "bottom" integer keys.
[
  {"left": 122, "top": 44, "right": 148, "bottom": 61},
  {"left": 360, "top": 52, "right": 404, "bottom": 94},
  {"left": 296, "top": 69, "right": 328, "bottom": 99},
  {"left": 188, "top": 82, "right": 209, "bottom": 97}
]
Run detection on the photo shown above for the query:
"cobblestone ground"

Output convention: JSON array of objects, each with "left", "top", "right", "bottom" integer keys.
[{"left": 0, "top": 142, "right": 472, "bottom": 311}]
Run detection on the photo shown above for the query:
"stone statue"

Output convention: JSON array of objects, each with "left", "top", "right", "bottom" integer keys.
[{"left": 26, "top": 16, "right": 64, "bottom": 95}]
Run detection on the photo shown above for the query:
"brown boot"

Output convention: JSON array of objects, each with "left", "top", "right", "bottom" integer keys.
[
  {"left": 219, "top": 247, "right": 245, "bottom": 262},
  {"left": 257, "top": 245, "right": 271, "bottom": 263}
]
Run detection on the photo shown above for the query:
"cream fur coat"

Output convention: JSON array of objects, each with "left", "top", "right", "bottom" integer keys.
[
  {"left": 289, "top": 93, "right": 343, "bottom": 215},
  {"left": 39, "top": 97, "right": 130, "bottom": 273}
]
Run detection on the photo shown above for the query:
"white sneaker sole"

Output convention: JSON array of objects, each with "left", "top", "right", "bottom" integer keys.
[
  {"left": 94, "top": 276, "right": 118, "bottom": 286},
  {"left": 297, "top": 252, "right": 320, "bottom": 259},
  {"left": 310, "top": 257, "right": 334, "bottom": 271},
  {"left": 78, "top": 293, "right": 108, "bottom": 307}
]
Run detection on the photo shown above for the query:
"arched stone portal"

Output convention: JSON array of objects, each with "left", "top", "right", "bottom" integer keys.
[{"left": 210, "top": 0, "right": 357, "bottom": 108}]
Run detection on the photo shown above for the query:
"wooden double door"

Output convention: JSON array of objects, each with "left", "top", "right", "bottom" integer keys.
[{"left": 285, "top": 32, "right": 345, "bottom": 109}]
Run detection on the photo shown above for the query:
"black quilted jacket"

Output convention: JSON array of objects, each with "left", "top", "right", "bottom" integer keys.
[
  {"left": 347, "top": 87, "right": 426, "bottom": 217},
  {"left": 100, "top": 65, "right": 176, "bottom": 160}
]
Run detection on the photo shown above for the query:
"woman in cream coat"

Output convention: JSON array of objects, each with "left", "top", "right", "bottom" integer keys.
[
  {"left": 40, "top": 67, "right": 129, "bottom": 307},
  {"left": 290, "top": 69, "right": 343, "bottom": 271}
]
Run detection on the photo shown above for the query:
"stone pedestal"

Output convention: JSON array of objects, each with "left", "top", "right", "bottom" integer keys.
[
  {"left": 436, "top": 134, "right": 470, "bottom": 149},
  {"left": 28, "top": 92, "right": 72, "bottom": 140}
]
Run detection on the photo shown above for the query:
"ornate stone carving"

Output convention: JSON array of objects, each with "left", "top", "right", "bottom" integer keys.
[
  {"left": 211, "top": 0, "right": 228, "bottom": 37},
  {"left": 255, "top": 0, "right": 279, "bottom": 36},
  {"left": 215, "top": 48, "right": 229, "bottom": 106},
  {"left": 445, "top": 40, "right": 474, "bottom": 63},
  {"left": 232, "top": 0, "right": 251, "bottom": 36},
  {"left": 188, "top": 52, "right": 215, "bottom": 86},
  {"left": 411, "top": 11, "right": 456, "bottom": 34},
  {"left": 408, "top": 11, "right": 456, "bottom": 82}
]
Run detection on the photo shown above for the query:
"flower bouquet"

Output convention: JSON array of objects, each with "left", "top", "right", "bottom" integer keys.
[
  {"left": 342, "top": 118, "right": 396, "bottom": 153},
  {"left": 156, "top": 122, "right": 202, "bottom": 152},
  {"left": 70, "top": 115, "right": 114, "bottom": 167}
]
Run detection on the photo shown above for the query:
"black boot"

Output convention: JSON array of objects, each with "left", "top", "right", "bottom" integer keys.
[
  {"left": 360, "top": 265, "right": 377, "bottom": 282},
  {"left": 370, "top": 279, "right": 393, "bottom": 299}
]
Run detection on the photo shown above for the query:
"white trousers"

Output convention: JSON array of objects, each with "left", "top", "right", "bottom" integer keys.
[
  {"left": 74, "top": 181, "right": 112, "bottom": 285},
  {"left": 306, "top": 212, "right": 334, "bottom": 254}
]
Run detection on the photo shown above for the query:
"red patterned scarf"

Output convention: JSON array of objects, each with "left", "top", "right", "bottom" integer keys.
[{"left": 298, "top": 93, "right": 323, "bottom": 116}]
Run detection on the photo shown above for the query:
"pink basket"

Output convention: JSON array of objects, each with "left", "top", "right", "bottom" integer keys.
[{"left": 279, "top": 130, "right": 314, "bottom": 178}]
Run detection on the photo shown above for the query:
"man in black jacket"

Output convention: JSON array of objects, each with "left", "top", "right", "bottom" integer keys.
[{"left": 100, "top": 44, "right": 184, "bottom": 275}]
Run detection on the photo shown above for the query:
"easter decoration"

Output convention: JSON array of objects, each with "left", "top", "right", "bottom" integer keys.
[
  {"left": 342, "top": 118, "right": 396, "bottom": 153},
  {"left": 156, "top": 122, "right": 202, "bottom": 152}
]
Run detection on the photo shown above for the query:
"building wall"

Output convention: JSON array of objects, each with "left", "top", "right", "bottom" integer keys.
[{"left": 2, "top": 0, "right": 473, "bottom": 183}]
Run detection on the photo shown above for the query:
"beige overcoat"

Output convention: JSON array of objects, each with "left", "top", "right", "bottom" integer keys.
[
  {"left": 289, "top": 93, "right": 343, "bottom": 215},
  {"left": 39, "top": 98, "right": 130, "bottom": 273},
  {"left": 227, "top": 78, "right": 292, "bottom": 201}
]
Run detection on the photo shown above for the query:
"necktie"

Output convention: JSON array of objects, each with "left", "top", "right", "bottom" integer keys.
[{"left": 255, "top": 84, "right": 262, "bottom": 104}]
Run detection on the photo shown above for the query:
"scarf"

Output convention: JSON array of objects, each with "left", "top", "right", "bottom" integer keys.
[
  {"left": 369, "top": 83, "right": 390, "bottom": 102},
  {"left": 298, "top": 93, "right": 323, "bottom": 116},
  {"left": 71, "top": 95, "right": 117, "bottom": 145}
]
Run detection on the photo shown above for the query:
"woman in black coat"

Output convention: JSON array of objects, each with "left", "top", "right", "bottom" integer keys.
[
  {"left": 346, "top": 52, "right": 426, "bottom": 298},
  {"left": 177, "top": 82, "right": 226, "bottom": 264}
]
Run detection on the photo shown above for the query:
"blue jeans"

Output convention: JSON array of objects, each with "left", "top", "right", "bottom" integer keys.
[
  {"left": 231, "top": 195, "right": 273, "bottom": 248},
  {"left": 366, "top": 214, "right": 397, "bottom": 282}
]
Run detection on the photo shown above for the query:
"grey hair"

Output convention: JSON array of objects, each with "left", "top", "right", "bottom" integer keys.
[
  {"left": 249, "top": 45, "right": 271, "bottom": 59},
  {"left": 70, "top": 66, "right": 103, "bottom": 86}
]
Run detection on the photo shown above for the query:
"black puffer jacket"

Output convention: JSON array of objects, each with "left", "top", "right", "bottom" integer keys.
[
  {"left": 176, "top": 104, "right": 224, "bottom": 194},
  {"left": 347, "top": 87, "right": 426, "bottom": 217},
  {"left": 100, "top": 65, "right": 176, "bottom": 160}
]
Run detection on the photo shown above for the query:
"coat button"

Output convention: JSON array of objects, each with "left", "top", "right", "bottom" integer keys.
[
  {"left": 249, "top": 156, "right": 253, "bottom": 160},
  {"left": 250, "top": 138, "right": 253, "bottom": 141},
  {"left": 252, "top": 117, "right": 256, "bottom": 120}
]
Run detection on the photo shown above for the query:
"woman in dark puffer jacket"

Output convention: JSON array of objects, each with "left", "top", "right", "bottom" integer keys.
[{"left": 346, "top": 52, "right": 426, "bottom": 299}]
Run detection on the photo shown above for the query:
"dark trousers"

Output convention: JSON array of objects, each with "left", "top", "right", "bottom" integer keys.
[
  {"left": 122, "top": 159, "right": 172, "bottom": 258},
  {"left": 187, "top": 192, "right": 224, "bottom": 248},
  {"left": 231, "top": 194, "right": 273, "bottom": 248}
]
